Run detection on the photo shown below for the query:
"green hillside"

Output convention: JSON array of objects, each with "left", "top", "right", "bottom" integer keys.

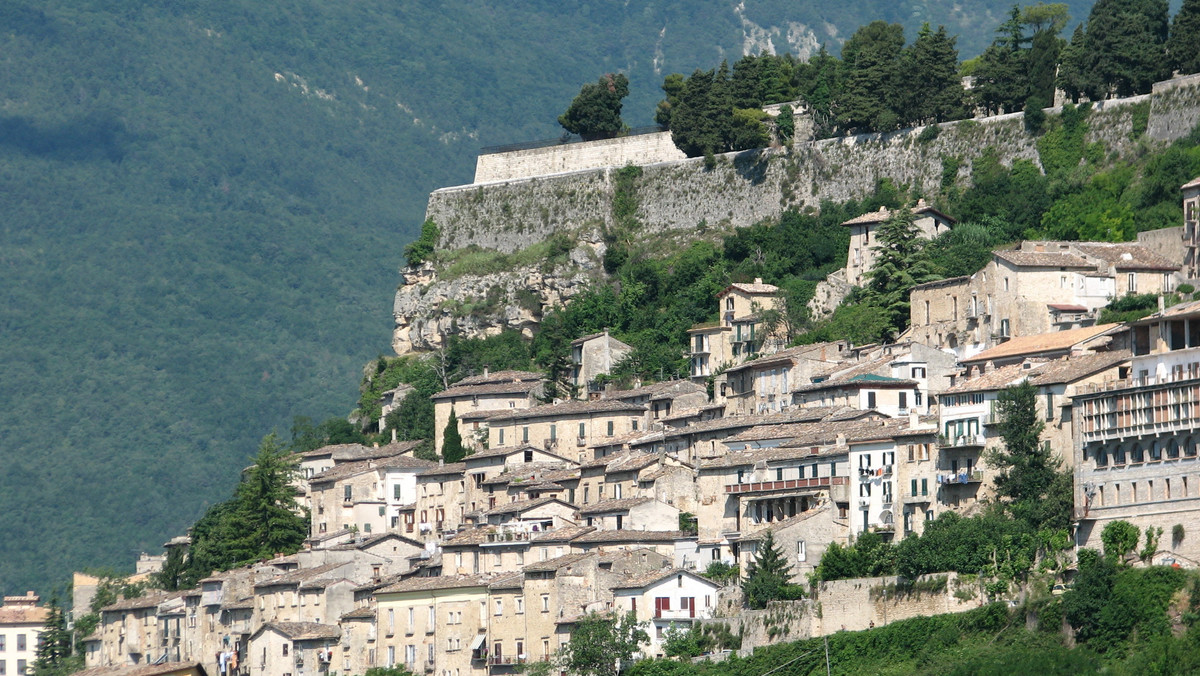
[{"left": 0, "top": 0, "right": 1100, "bottom": 594}]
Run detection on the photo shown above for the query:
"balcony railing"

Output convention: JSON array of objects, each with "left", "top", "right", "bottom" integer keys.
[
  {"left": 857, "top": 465, "right": 892, "bottom": 479},
  {"left": 938, "top": 470, "right": 984, "bottom": 485},
  {"left": 725, "top": 476, "right": 848, "bottom": 494},
  {"left": 938, "top": 434, "right": 986, "bottom": 448},
  {"left": 488, "top": 656, "right": 526, "bottom": 666},
  {"left": 654, "top": 608, "right": 696, "bottom": 620}
]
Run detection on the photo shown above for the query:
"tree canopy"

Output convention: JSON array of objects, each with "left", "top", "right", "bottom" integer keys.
[{"left": 559, "top": 74, "right": 631, "bottom": 140}]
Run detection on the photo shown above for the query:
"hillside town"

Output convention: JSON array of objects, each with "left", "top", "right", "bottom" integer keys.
[{"left": 12, "top": 176, "right": 1193, "bottom": 676}]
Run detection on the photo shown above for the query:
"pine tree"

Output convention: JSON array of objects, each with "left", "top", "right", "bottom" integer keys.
[
  {"left": 33, "top": 593, "right": 78, "bottom": 676},
  {"left": 1056, "top": 23, "right": 1093, "bottom": 103},
  {"left": 557, "top": 74, "right": 630, "bottom": 140},
  {"left": 988, "top": 380, "right": 1072, "bottom": 530},
  {"left": 742, "top": 531, "right": 802, "bottom": 609},
  {"left": 898, "top": 24, "right": 967, "bottom": 126},
  {"left": 836, "top": 21, "right": 906, "bottom": 133},
  {"left": 972, "top": 8, "right": 1030, "bottom": 114},
  {"left": 442, "top": 408, "right": 467, "bottom": 463},
  {"left": 1080, "top": 0, "right": 1170, "bottom": 98},
  {"left": 864, "top": 205, "right": 937, "bottom": 338},
  {"left": 154, "top": 545, "right": 188, "bottom": 591},
  {"left": 1169, "top": 0, "right": 1200, "bottom": 75}
]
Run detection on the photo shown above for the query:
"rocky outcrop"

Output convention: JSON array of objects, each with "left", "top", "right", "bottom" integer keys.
[{"left": 391, "top": 245, "right": 604, "bottom": 354}]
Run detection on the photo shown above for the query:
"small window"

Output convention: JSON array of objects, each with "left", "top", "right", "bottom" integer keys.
[{"left": 797, "top": 540, "right": 806, "bottom": 562}]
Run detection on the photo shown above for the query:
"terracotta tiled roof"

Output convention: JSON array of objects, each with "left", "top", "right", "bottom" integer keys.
[
  {"left": 840, "top": 201, "right": 955, "bottom": 226},
  {"left": 455, "top": 370, "right": 544, "bottom": 386},
  {"left": 309, "top": 459, "right": 379, "bottom": 485},
  {"left": 603, "top": 379, "right": 704, "bottom": 402},
  {"left": 483, "top": 496, "right": 571, "bottom": 517},
  {"left": 532, "top": 525, "right": 596, "bottom": 543},
  {"left": 944, "top": 351, "right": 1131, "bottom": 394},
  {"left": 1182, "top": 176, "right": 1200, "bottom": 190},
  {"left": 523, "top": 553, "right": 594, "bottom": 572},
  {"left": 577, "top": 497, "right": 652, "bottom": 515},
  {"left": 720, "top": 281, "right": 779, "bottom": 295},
  {"left": 486, "top": 399, "right": 647, "bottom": 422},
  {"left": 254, "top": 562, "right": 351, "bottom": 588},
  {"left": 724, "top": 343, "right": 845, "bottom": 374},
  {"left": 992, "top": 249, "right": 1094, "bottom": 269},
  {"left": 737, "top": 508, "right": 841, "bottom": 542},
  {"left": 687, "top": 321, "right": 726, "bottom": 333},
  {"left": 100, "top": 591, "right": 185, "bottom": 613},
  {"left": 0, "top": 604, "right": 48, "bottom": 624},
  {"left": 489, "top": 573, "right": 525, "bottom": 590},
  {"left": 1130, "top": 298, "right": 1200, "bottom": 324},
  {"left": 431, "top": 380, "right": 543, "bottom": 400},
  {"left": 570, "top": 530, "right": 688, "bottom": 544},
  {"left": 262, "top": 621, "right": 342, "bottom": 641},
  {"left": 74, "top": 662, "right": 208, "bottom": 676},
  {"left": 911, "top": 275, "right": 972, "bottom": 292},
  {"left": 376, "top": 574, "right": 493, "bottom": 594},
  {"left": 613, "top": 568, "right": 718, "bottom": 590},
  {"left": 417, "top": 462, "right": 467, "bottom": 476},
  {"left": 341, "top": 606, "right": 376, "bottom": 620},
  {"left": 961, "top": 324, "right": 1122, "bottom": 364},
  {"left": 1073, "top": 242, "right": 1180, "bottom": 271}
]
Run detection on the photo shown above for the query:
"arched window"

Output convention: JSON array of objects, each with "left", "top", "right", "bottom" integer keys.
[
  {"left": 1169, "top": 439, "right": 1180, "bottom": 459},
  {"left": 1113, "top": 445, "right": 1127, "bottom": 465},
  {"left": 1187, "top": 437, "right": 1198, "bottom": 458},
  {"left": 1132, "top": 444, "right": 1145, "bottom": 463},
  {"left": 1094, "top": 446, "right": 1108, "bottom": 467},
  {"left": 1150, "top": 441, "right": 1162, "bottom": 461}
]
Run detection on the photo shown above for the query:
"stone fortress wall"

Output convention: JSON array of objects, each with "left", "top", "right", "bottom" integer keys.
[{"left": 397, "top": 74, "right": 1200, "bottom": 354}]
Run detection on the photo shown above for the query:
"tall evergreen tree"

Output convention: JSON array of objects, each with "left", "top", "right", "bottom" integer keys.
[
  {"left": 836, "top": 21, "right": 906, "bottom": 133},
  {"left": 988, "top": 380, "right": 1072, "bottom": 529},
  {"left": 153, "top": 545, "right": 188, "bottom": 591},
  {"left": 33, "top": 593, "right": 77, "bottom": 676},
  {"left": 1056, "top": 23, "right": 1094, "bottom": 102},
  {"left": 442, "top": 408, "right": 467, "bottom": 463},
  {"left": 653, "top": 73, "right": 685, "bottom": 126},
  {"left": 864, "top": 205, "right": 937, "bottom": 338},
  {"left": 1169, "top": 0, "right": 1200, "bottom": 75},
  {"left": 742, "top": 531, "right": 802, "bottom": 609},
  {"left": 972, "top": 7, "right": 1031, "bottom": 114},
  {"left": 898, "top": 24, "right": 967, "bottom": 126},
  {"left": 1026, "top": 28, "right": 1063, "bottom": 105},
  {"left": 1080, "top": 0, "right": 1170, "bottom": 98}
]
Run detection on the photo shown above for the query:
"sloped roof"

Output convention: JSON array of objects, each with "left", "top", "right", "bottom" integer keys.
[
  {"left": 577, "top": 497, "right": 653, "bottom": 515},
  {"left": 486, "top": 399, "right": 647, "bottom": 422},
  {"left": 961, "top": 323, "right": 1122, "bottom": 364},
  {"left": 532, "top": 525, "right": 596, "bottom": 543},
  {"left": 432, "top": 379, "right": 542, "bottom": 401},
  {"left": 1130, "top": 298, "right": 1200, "bottom": 324},
  {"left": 523, "top": 553, "right": 594, "bottom": 572},
  {"left": 376, "top": 574, "right": 492, "bottom": 594},
  {"left": 993, "top": 249, "right": 1093, "bottom": 269},
  {"left": 840, "top": 201, "right": 955, "bottom": 226},
  {"left": 1182, "top": 176, "right": 1200, "bottom": 190},
  {"left": 603, "top": 379, "right": 704, "bottom": 402},
  {"left": 944, "top": 351, "right": 1131, "bottom": 394},
  {"left": 73, "top": 663, "right": 208, "bottom": 676},
  {"left": 261, "top": 621, "right": 342, "bottom": 641},
  {"left": 455, "top": 370, "right": 544, "bottom": 386},
  {"left": 1073, "top": 242, "right": 1180, "bottom": 271},
  {"left": 417, "top": 462, "right": 467, "bottom": 476},
  {"left": 612, "top": 567, "right": 720, "bottom": 590},
  {"left": 571, "top": 530, "right": 687, "bottom": 544},
  {"left": 718, "top": 280, "right": 779, "bottom": 296},
  {"left": 254, "top": 562, "right": 351, "bottom": 589},
  {"left": 483, "top": 496, "right": 573, "bottom": 517}
]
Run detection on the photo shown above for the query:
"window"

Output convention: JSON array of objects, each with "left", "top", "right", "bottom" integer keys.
[
  {"left": 516, "top": 598, "right": 524, "bottom": 614},
  {"left": 522, "top": 426, "right": 529, "bottom": 443},
  {"left": 1045, "top": 392, "right": 1054, "bottom": 421},
  {"left": 921, "top": 478, "right": 928, "bottom": 495},
  {"left": 867, "top": 391, "right": 877, "bottom": 409},
  {"left": 859, "top": 483, "right": 871, "bottom": 497},
  {"left": 549, "top": 424, "right": 556, "bottom": 441},
  {"left": 797, "top": 540, "right": 807, "bottom": 561},
  {"left": 494, "top": 599, "right": 503, "bottom": 616},
  {"left": 393, "top": 484, "right": 402, "bottom": 500},
  {"left": 429, "top": 606, "right": 436, "bottom": 628},
  {"left": 578, "top": 422, "right": 586, "bottom": 437},
  {"left": 541, "top": 595, "right": 550, "bottom": 612},
  {"left": 607, "top": 421, "right": 614, "bottom": 436},
  {"left": 1128, "top": 272, "right": 1137, "bottom": 293},
  {"left": 899, "top": 392, "right": 907, "bottom": 410},
  {"left": 498, "top": 429, "right": 505, "bottom": 445},
  {"left": 408, "top": 608, "right": 415, "bottom": 633},
  {"left": 344, "top": 485, "right": 352, "bottom": 501},
  {"left": 282, "top": 643, "right": 289, "bottom": 657},
  {"left": 387, "top": 646, "right": 396, "bottom": 667}
]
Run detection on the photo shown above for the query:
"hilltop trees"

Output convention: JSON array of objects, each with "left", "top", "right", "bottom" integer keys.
[
  {"left": 182, "top": 434, "right": 309, "bottom": 584},
  {"left": 559, "top": 74, "right": 630, "bottom": 140},
  {"left": 1058, "top": 0, "right": 1170, "bottom": 101},
  {"left": 1169, "top": 0, "right": 1200, "bottom": 75},
  {"left": 863, "top": 205, "right": 937, "bottom": 338}
]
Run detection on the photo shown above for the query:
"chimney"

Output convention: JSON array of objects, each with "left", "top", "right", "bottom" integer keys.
[
  {"left": 483, "top": 365, "right": 490, "bottom": 378},
  {"left": 754, "top": 277, "right": 763, "bottom": 285},
  {"left": 391, "top": 429, "right": 397, "bottom": 443},
  {"left": 909, "top": 411, "right": 919, "bottom": 429},
  {"left": 1159, "top": 295, "right": 1166, "bottom": 311}
]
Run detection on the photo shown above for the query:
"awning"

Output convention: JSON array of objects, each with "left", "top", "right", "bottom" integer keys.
[{"left": 470, "top": 634, "right": 487, "bottom": 650}]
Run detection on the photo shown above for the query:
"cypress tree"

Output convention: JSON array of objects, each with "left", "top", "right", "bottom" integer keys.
[
  {"left": 1056, "top": 23, "right": 1093, "bottom": 103},
  {"left": 1169, "top": 0, "right": 1200, "bottom": 75},
  {"left": 864, "top": 205, "right": 937, "bottom": 338},
  {"left": 442, "top": 408, "right": 467, "bottom": 463}
]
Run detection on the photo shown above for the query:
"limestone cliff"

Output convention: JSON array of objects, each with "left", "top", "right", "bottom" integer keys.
[{"left": 393, "top": 74, "right": 1200, "bottom": 355}]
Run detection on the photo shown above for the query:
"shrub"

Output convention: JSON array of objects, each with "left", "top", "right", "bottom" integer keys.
[
  {"left": 1101, "top": 520, "right": 1140, "bottom": 561},
  {"left": 918, "top": 125, "right": 941, "bottom": 143}
]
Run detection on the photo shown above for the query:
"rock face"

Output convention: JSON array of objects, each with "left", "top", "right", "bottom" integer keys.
[
  {"left": 391, "top": 247, "right": 604, "bottom": 355},
  {"left": 394, "top": 74, "right": 1200, "bottom": 355}
]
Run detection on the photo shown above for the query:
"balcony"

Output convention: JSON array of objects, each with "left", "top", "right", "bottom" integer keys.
[
  {"left": 938, "top": 470, "right": 984, "bottom": 485},
  {"left": 938, "top": 434, "right": 986, "bottom": 449},
  {"left": 488, "top": 655, "right": 526, "bottom": 666},
  {"left": 653, "top": 608, "right": 696, "bottom": 621},
  {"left": 724, "top": 476, "right": 848, "bottom": 495},
  {"left": 857, "top": 465, "right": 892, "bottom": 479},
  {"left": 904, "top": 491, "right": 931, "bottom": 503}
]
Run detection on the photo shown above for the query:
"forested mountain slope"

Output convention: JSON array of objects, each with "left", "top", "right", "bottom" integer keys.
[{"left": 0, "top": 0, "right": 1095, "bottom": 594}]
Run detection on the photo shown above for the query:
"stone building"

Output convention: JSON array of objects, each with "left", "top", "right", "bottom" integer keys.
[
  {"left": 687, "top": 279, "right": 780, "bottom": 381},
  {"left": 569, "top": 330, "right": 631, "bottom": 397},
  {"left": 612, "top": 569, "right": 722, "bottom": 658},
  {"left": 373, "top": 575, "right": 491, "bottom": 675},
  {"left": 908, "top": 239, "right": 1180, "bottom": 359},
  {"left": 843, "top": 200, "right": 955, "bottom": 287},
  {"left": 432, "top": 370, "right": 545, "bottom": 456},
  {"left": 247, "top": 622, "right": 341, "bottom": 676},
  {"left": 484, "top": 400, "right": 648, "bottom": 463},
  {"left": 308, "top": 455, "right": 435, "bottom": 538}
]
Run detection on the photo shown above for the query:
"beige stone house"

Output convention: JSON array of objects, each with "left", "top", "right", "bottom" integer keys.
[
  {"left": 602, "top": 379, "right": 707, "bottom": 422},
  {"left": 485, "top": 399, "right": 648, "bottom": 463},
  {"left": 309, "top": 455, "right": 435, "bottom": 538},
  {"left": 736, "top": 506, "right": 850, "bottom": 581},
  {"left": 687, "top": 279, "right": 781, "bottom": 381},
  {"left": 577, "top": 497, "right": 680, "bottom": 531},
  {"left": 248, "top": 622, "right": 341, "bottom": 676},
  {"left": 373, "top": 575, "right": 491, "bottom": 675},
  {"left": 570, "top": 330, "right": 632, "bottom": 397},
  {"left": 414, "top": 462, "right": 469, "bottom": 537},
  {"left": 723, "top": 343, "right": 847, "bottom": 415},
  {"left": 843, "top": 200, "right": 956, "bottom": 287},
  {"left": 907, "top": 239, "right": 1178, "bottom": 359},
  {"left": 432, "top": 369, "right": 545, "bottom": 455}
]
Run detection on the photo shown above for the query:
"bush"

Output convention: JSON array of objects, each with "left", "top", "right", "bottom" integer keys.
[
  {"left": 403, "top": 219, "right": 439, "bottom": 267},
  {"left": 917, "top": 125, "right": 941, "bottom": 143},
  {"left": 1102, "top": 520, "right": 1141, "bottom": 560}
]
